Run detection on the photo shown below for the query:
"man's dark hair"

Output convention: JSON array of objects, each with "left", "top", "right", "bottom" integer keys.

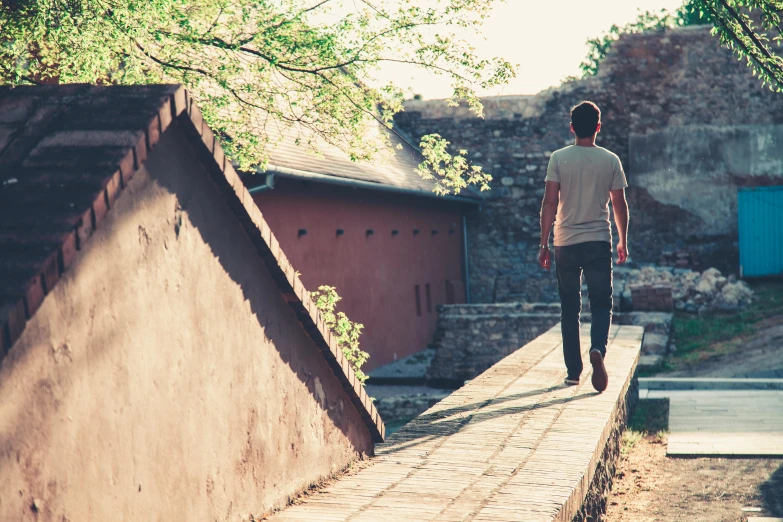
[{"left": 570, "top": 101, "right": 601, "bottom": 139}]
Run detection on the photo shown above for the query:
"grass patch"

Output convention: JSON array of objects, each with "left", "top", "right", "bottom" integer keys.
[
  {"left": 621, "top": 429, "right": 645, "bottom": 458},
  {"left": 653, "top": 279, "right": 783, "bottom": 374},
  {"left": 622, "top": 398, "right": 669, "bottom": 457}
]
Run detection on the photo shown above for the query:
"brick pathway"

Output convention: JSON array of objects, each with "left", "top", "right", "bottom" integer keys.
[{"left": 271, "top": 324, "right": 643, "bottom": 522}]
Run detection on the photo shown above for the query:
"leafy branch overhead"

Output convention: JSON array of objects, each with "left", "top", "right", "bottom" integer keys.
[
  {"left": 691, "top": 0, "right": 783, "bottom": 91},
  {"left": 0, "top": 0, "right": 513, "bottom": 194},
  {"left": 581, "top": 0, "right": 783, "bottom": 94}
]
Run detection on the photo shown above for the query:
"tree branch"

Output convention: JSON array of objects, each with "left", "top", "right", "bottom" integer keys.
[
  {"left": 703, "top": 1, "right": 782, "bottom": 86},
  {"left": 299, "top": 0, "right": 334, "bottom": 16},
  {"left": 314, "top": 70, "right": 423, "bottom": 154},
  {"left": 717, "top": 0, "right": 777, "bottom": 61},
  {"left": 136, "top": 43, "right": 211, "bottom": 76}
]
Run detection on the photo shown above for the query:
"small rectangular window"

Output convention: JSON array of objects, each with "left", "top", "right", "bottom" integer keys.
[
  {"left": 414, "top": 285, "right": 422, "bottom": 317},
  {"left": 425, "top": 283, "right": 432, "bottom": 313}
]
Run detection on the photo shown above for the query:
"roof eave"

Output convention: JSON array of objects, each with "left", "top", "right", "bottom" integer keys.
[{"left": 247, "top": 164, "right": 483, "bottom": 205}]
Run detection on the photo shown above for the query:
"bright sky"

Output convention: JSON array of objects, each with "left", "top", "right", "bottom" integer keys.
[{"left": 370, "top": 0, "right": 687, "bottom": 99}]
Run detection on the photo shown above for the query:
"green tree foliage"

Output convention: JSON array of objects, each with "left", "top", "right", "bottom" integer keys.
[
  {"left": 580, "top": 1, "right": 711, "bottom": 77},
  {"left": 0, "top": 0, "right": 515, "bottom": 194},
  {"left": 310, "top": 285, "right": 369, "bottom": 384},
  {"left": 691, "top": 0, "right": 783, "bottom": 91}
]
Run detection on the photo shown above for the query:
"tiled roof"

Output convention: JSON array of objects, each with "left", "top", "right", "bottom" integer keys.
[
  {"left": 0, "top": 84, "right": 175, "bottom": 351},
  {"left": 0, "top": 84, "right": 384, "bottom": 441},
  {"left": 264, "top": 121, "right": 482, "bottom": 201}
]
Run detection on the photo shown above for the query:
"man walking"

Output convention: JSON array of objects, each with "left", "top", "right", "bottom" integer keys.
[{"left": 538, "top": 101, "right": 629, "bottom": 393}]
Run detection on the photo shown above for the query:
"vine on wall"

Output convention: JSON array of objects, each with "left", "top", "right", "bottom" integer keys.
[{"left": 311, "top": 285, "right": 370, "bottom": 385}]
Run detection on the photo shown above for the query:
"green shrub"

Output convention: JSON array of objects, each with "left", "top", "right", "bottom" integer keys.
[{"left": 311, "top": 285, "right": 370, "bottom": 384}]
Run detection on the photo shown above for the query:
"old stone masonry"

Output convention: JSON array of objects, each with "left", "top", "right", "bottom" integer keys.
[
  {"left": 393, "top": 25, "right": 767, "bottom": 382},
  {"left": 396, "top": 25, "right": 783, "bottom": 307}
]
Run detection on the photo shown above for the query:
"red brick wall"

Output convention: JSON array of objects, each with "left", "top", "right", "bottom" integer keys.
[{"left": 253, "top": 179, "right": 467, "bottom": 370}]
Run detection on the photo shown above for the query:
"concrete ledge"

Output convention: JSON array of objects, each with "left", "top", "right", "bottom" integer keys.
[
  {"left": 640, "top": 378, "right": 783, "bottom": 390},
  {"left": 638, "top": 354, "right": 664, "bottom": 370},
  {"left": 270, "top": 324, "right": 644, "bottom": 521}
]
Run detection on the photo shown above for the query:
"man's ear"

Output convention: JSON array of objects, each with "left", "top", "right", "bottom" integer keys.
[
  {"left": 595, "top": 122, "right": 602, "bottom": 134},
  {"left": 570, "top": 122, "right": 575, "bottom": 134}
]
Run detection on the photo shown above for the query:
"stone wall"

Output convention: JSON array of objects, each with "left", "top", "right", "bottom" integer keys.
[
  {"left": 616, "top": 312, "right": 672, "bottom": 356},
  {"left": 630, "top": 125, "right": 783, "bottom": 239},
  {"left": 426, "top": 303, "right": 561, "bottom": 384},
  {"left": 572, "top": 370, "right": 639, "bottom": 522},
  {"left": 371, "top": 390, "right": 451, "bottom": 426},
  {"left": 397, "top": 26, "right": 783, "bottom": 303},
  {"left": 429, "top": 303, "right": 674, "bottom": 383}
]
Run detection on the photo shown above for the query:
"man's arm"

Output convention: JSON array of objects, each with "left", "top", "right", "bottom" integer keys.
[
  {"left": 610, "top": 188, "right": 629, "bottom": 264},
  {"left": 538, "top": 181, "right": 560, "bottom": 270}
]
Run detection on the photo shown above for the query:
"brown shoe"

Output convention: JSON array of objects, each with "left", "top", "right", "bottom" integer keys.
[{"left": 590, "top": 350, "right": 608, "bottom": 393}]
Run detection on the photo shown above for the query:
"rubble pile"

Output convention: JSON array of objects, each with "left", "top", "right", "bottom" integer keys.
[
  {"left": 619, "top": 266, "right": 753, "bottom": 313},
  {"left": 658, "top": 250, "right": 702, "bottom": 270}
]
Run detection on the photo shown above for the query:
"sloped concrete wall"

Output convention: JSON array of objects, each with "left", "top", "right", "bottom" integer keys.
[{"left": 0, "top": 127, "right": 373, "bottom": 521}]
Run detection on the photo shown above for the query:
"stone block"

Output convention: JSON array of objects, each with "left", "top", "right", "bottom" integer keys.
[{"left": 642, "top": 333, "right": 669, "bottom": 355}]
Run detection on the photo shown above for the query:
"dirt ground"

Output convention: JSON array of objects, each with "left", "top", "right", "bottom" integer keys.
[
  {"left": 605, "top": 430, "right": 783, "bottom": 521},
  {"left": 605, "top": 399, "right": 782, "bottom": 522},
  {"left": 651, "top": 279, "right": 783, "bottom": 378},
  {"left": 607, "top": 281, "right": 783, "bottom": 521}
]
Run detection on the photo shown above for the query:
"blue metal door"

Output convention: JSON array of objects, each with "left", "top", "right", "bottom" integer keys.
[{"left": 738, "top": 186, "right": 783, "bottom": 277}]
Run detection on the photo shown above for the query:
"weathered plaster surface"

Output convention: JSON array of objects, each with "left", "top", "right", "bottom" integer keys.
[
  {"left": 0, "top": 127, "right": 372, "bottom": 521},
  {"left": 631, "top": 125, "right": 783, "bottom": 235}
]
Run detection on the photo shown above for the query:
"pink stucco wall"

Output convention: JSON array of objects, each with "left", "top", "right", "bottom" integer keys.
[
  {"left": 0, "top": 127, "right": 373, "bottom": 521},
  {"left": 254, "top": 180, "right": 467, "bottom": 370}
]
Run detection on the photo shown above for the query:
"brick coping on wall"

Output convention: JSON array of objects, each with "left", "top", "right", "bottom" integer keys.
[{"left": 0, "top": 84, "right": 384, "bottom": 442}]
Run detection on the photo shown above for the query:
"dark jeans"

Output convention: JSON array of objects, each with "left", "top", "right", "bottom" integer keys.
[{"left": 554, "top": 241, "right": 613, "bottom": 379}]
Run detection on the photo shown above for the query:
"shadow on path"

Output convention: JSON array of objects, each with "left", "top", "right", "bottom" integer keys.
[
  {"left": 761, "top": 461, "right": 783, "bottom": 516},
  {"left": 381, "top": 383, "right": 598, "bottom": 455}
]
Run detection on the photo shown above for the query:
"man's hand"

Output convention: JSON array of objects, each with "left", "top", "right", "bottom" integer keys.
[
  {"left": 610, "top": 189, "right": 629, "bottom": 265},
  {"left": 538, "top": 247, "right": 551, "bottom": 270},
  {"left": 616, "top": 242, "right": 628, "bottom": 264},
  {"left": 539, "top": 182, "right": 559, "bottom": 270}
]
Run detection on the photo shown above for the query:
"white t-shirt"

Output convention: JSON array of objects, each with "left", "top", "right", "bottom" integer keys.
[{"left": 544, "top": 145, "right": 628, "bottom": 247}]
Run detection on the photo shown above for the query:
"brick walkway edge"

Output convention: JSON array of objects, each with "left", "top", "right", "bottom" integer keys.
[{"left": 271, "top": 324, "right": 644, "bottom": 522}]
